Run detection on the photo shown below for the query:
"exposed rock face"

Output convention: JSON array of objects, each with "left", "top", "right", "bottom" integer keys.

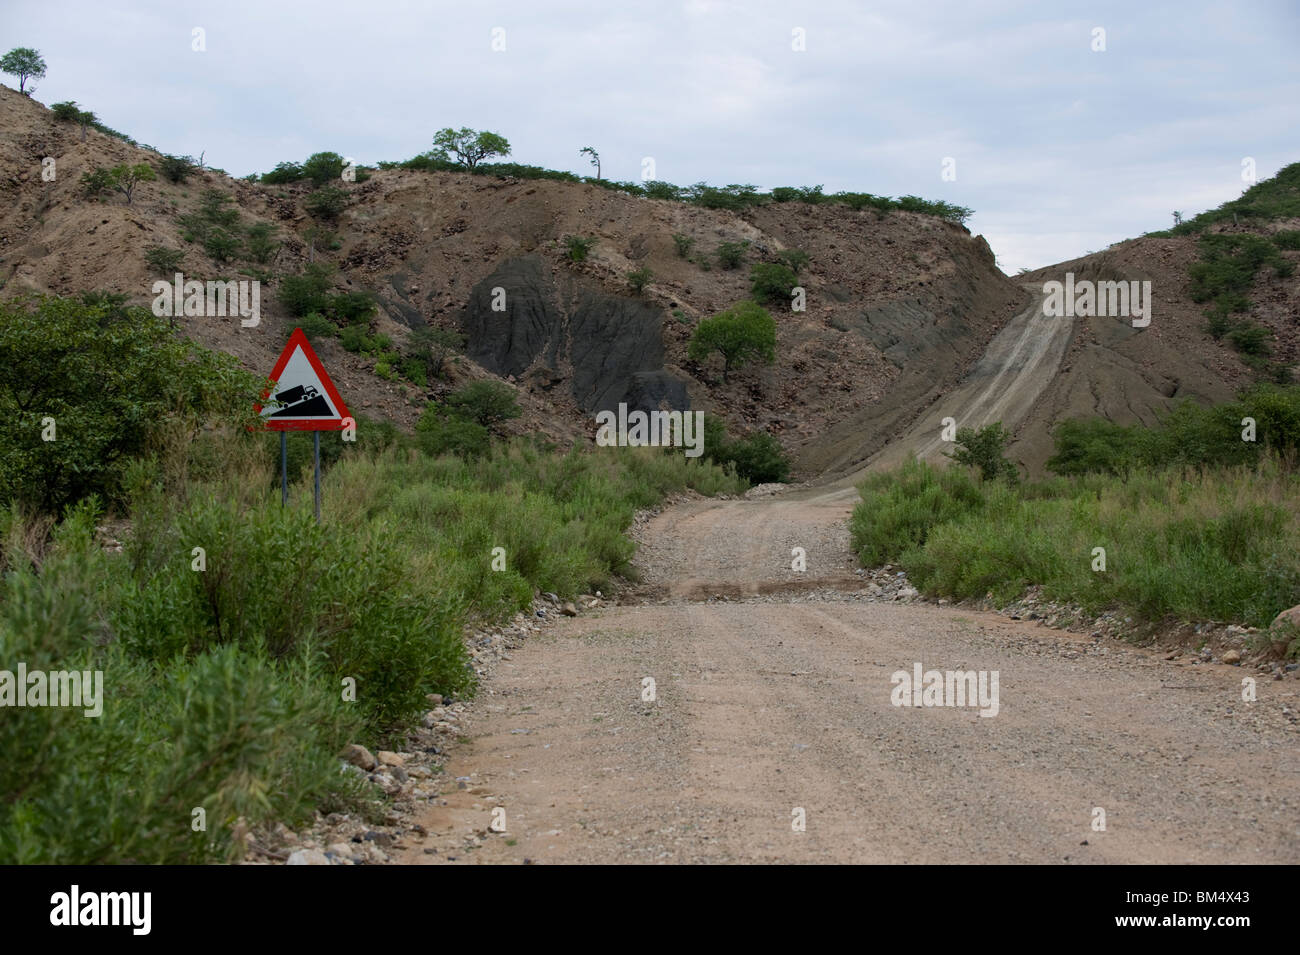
[{"left": 460, "top": 255, "right": 690, "bottom": 413}]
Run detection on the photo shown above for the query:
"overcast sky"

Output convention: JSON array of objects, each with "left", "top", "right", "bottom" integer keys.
[{"left": 3, "top": 0, "right": 1297, "bottom": 271}]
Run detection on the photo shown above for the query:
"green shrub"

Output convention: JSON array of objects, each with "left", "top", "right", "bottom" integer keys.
[
  {"left": 327, "top": 290, "right": 375, "bottom": 325},
  {"left": 850, "top": 457, "right": 988, "bottom": 566},
  {"left": 947, "top": 423, "right": 1019, "bottom": 482},
  {"left": 716, "top": 240, "right": 749, "bottom": 270},
  {"left": 672, "top": 233, "right": 694, "bottom": 257},
  {"left": 158, "top": 154, "right": 196, "bottom": 184},
  {"left": 627, "top": 267, "right": 653, "bottom": 294},
  {"left": 297, "top": 311, "right": 336, "bottom": 341},
  {"left": 0, "top": 295, "right": 261, "bottom": 511},
  {"left": 1046, "top": 418, "right": 1144, "bottom": 476},
  {"left": 776, "top": 248, "right": 811, "bottom": 273},
  {"left": 78, "top": 166, "right": 113, "bottom": 200},
  {"left": 339, "top": 324, "right": 368, "bottom": 353},
  {"left": 1226, "top": 321, "right": 1272, "bottom": 356},
  {"left": 244, "top": 221, "right": 279, "bottom": 264},
  {"left": 416, "top": 406, "right": 491, "bottom": 458},
  {"left": 446, "top": 380, "right": 521, "bottom": 429},
  {"left": 301, "top": 151, "right": 346, "bottom": 187},
  {"left": 305, "top": 186, "right": 348, "bottom": 221},
  {"left": 687, "top": 300, "right": 776, "bottom": 382},
  {"left": 720, "top": 430, "right": 790, "bottom": 484},
  {"left": 260, "top": 161, "right": 303, "bottom": 184},
  {"left": 400, "top": 357, "right": 428, "bottom": 387},
  {"left": 1273, "top": 229, "right": 1300, "bottom": 251},
  {"left": 276, "top": 263, "right": 334, "bottom": 317},
  {"left": 406, "top": 326, "right": 464, "bottom": 381},
  {"left": 750, "top": 262, "right": 798, "bottom": 304},
  {"left": 566, "top": 235, "right": 596, "bottom": 262},
  {"left": 144, "top": 244, "right": 184, "bottom": 275},
  {"left": 203, "top": 227, "right": 241, "bottom": 263},
  {"left": 50, "top": 100, "right": 82, "bottom": 122}
]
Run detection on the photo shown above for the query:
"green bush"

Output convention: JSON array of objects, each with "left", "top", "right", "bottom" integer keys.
[
  {"left": 203, "top": 227, "right": 241, "bottom": 263},
  {"left": 688, "top": 300, "right": 776, "bottom": 382},
  {"left": 946, "top": 423, "right": 1018, "bottom": 482},
  {"left": 720, "top": 430, "right": 790, "bottom": 484},
  {"left": 277, "top": 263, "right": 334, "bottom": 317},
  {"left": 78, "top": 166, "right": 113, "bottom": 200},
  {"left": 627, "top": 267, "right": 653, "bottom": 294},
  {"left": 328, "top": 289, "right": 375, "bottom": 325},
  {"left": 400, "top": 357, "right": 428, "bottom": 387},
  {"left": 244, "top": 221, "right": 279, "bottom": 264},
  {"left": 339, "top": 324, "right": 368, "bottom": 353},
  {"left": 850, "top": 457, "right": 988, "bottom": 566},
  {"left": 301, "top": 151, "right": 346, "bottom": 187},
  {"left": 672, "top": 233, "right": 694, "bottom": 257},
  {"left": 1046, "top": 418, "right": 1144, "bottom": 476},
  {"left": 750, "top": 262, "right": 798, "bottom": 304},
  {"left": 158, "top": 154, "right": 196, "bottom": 184},
  {"left": 445, "top": 380, "right": 521, "bottom": 429},
  {"left": 260, "top": 161, "right": 303, "bottom": 184},
  {"left": 415, "top": 406, "right": 491, "bottom": 459},
  {"left": 305, "top": 186, "right": 348, "bottom": 221},
  {"left": 1273, "top": 229, "right": 1300, "bottom": 251},
  {"left": 566, "top": 236, "right": 596, "bottom": 262},
  {"left": 643, "top": 181, "right": 683, "bottom": 201},
  {"left": 297, "top": 311, "right": 336, "bottom": 341},
  {"left": 406, "top": 326, "right": 464, "bottom": 381},
  {"left": 144, "top": 244, "right": 184, "bottom": 275},
  {"left": 716, "top": 240, "right": 749, "bottom": 270},
  {"left": 776, "top": 248, "right": 811, "bottom": 273},
  {"left": 1226, "top": 321, "right": 1272, "bottom": 356},
  {"left": 0, "top": 295, "right": 261, "bottom": 511}
]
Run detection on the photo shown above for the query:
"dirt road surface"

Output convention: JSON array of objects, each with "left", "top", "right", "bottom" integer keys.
[
  {"left": 401, "top": 493, "right": 1300, "bottom": 865},
  {"left": 398, "top": 288, "right": 1297, "bottom": 865}
]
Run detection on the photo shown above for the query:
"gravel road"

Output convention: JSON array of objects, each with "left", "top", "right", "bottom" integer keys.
[{"left": 401, "top": 495, "right": 1300, "bottom": 865}]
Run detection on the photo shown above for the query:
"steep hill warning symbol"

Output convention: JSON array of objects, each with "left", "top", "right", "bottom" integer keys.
[{"left": 256, "top": 328, "right": 350, "bottom": 431}]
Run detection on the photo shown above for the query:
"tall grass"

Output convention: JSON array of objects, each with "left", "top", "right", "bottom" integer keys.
[
  {"left": 0, "top": 432, "right": 744, "bottom": 863},
  {"left": 852, "top": 456, "right": 1300, "bottom": 630}
]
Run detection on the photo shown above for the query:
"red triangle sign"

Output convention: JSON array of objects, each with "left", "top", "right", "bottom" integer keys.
[{"left": 256, "top": 328, "right": 351, "bottom": 431}]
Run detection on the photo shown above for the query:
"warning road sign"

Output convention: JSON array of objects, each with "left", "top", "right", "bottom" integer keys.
[{"left": 256, "top": 328, "right": 351, "bottom": 431}]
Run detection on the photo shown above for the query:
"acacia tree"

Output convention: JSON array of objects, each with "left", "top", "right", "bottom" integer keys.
[
  {"left": 430, "top": 127, "right": 511, "bottom": 168},
  {"left": 580, "top": 146, "right": 600, "bottom": 179},
  {"left": 109, "top": 163, "right": 156, "bottom": 205},
  {"left": 688, "top": 300, "right": 776, "bottom": 382},
  {"left": 1, "top": 47, "right": 46, "bottom": 94}
]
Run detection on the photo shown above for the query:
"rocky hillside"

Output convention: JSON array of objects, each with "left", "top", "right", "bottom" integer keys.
[
  {"left": 1016, "top": 180, "right": 1299, "bottom": 473},
  {"left": 0, "top": 85, "right": 1024, "bottom": 477}
]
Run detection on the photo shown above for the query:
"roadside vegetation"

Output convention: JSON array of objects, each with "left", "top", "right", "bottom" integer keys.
[
  {"left": 0, "top": 293, "right": 745, "bottom": 863},
  {"left": 851, "top": 392, "right": 1300, "bottom": 641}
]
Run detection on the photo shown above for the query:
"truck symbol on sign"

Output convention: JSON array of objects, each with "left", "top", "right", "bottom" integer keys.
[{"left": 276, "top": 384, "right": 319, "bottom": 407}]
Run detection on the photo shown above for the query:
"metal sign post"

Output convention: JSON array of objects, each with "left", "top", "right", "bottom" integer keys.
[
  {"left": 313, "top": 431, "right": 321, "bottom": 522},
  {"left": 256, "top": 328, "right": 351, "bottom": 524}
]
